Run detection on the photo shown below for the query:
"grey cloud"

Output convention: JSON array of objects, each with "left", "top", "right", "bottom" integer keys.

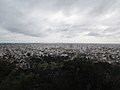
[
  {"left": 0, "top": 0, "right": 120, "bottom": 39},
  {"left": 86, "top": 26, "right": 120, "bottom": 37},
  {"left": 87, "top": 32, "right": 102, "bottom": 37}
]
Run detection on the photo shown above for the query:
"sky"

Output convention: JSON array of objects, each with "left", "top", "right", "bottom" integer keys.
[{"left": 0, "top": 0, "right": 120, "bottom": 43}]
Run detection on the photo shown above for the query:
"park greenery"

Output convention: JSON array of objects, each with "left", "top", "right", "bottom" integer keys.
[{"left": 0, "top": 54, "right": 120, "bottom": 90}]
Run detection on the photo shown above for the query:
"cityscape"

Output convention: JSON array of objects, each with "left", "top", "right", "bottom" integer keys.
[
  {"left": 0, "top": 43, "right": 120, "bottom": 90},
  {"left": 1, "top": 0, "right": 120, "bottom": 90},
  {"left": 0, "top": 43, "right": 120, "bottom": 69}
]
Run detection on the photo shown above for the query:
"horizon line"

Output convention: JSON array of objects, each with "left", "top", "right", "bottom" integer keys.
[{"left": 0, "top": 42, "right": 120, "bottom": 45}]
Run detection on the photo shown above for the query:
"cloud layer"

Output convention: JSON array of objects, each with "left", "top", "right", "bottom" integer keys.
[{"left": 0, "top": 0, "right": 120, "bottom": 43}]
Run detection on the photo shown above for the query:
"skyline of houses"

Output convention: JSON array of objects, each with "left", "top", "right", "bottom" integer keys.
[{"left": 0, "top": 43, "right": 120, "bottom": 69}]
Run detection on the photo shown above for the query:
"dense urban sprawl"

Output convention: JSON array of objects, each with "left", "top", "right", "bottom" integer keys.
[{"left": 0, "top": 43, "right": 120, "bottom": 90}]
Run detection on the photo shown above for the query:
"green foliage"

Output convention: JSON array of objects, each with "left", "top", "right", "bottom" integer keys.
[{"left": 0, "top": 56, "right": 120, "bottom": 90}]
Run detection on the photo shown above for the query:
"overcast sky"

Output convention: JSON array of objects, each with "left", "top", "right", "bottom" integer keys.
[{"left": 0, "top": 0, "right": 120, "bottom": 43}]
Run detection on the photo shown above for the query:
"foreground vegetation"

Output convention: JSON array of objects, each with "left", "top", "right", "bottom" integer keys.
[{"left": 0, "top": 55, "right": 120, "bottom": 90}]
